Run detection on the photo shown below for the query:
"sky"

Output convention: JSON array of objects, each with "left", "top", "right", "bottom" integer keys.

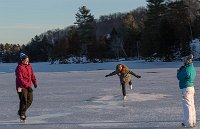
[{"left": 0, "top": 0, "right": 147, "bottom": 45}]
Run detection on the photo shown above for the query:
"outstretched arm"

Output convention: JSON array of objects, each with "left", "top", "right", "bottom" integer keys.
[
  {"left": 129, "top": 71, "right": 141, "bottom": 78},
  {"left": 105, "top": 71, "right": 117, "bottom": 77}
]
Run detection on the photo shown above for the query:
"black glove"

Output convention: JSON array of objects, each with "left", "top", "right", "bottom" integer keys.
[
  {"left": 178, "top": 66, "right": 185, "bottom": 72},
  {"left": 105, "top": 75, "right": 109, "bottom": 77},
  {"left": 136, "top": 75, "right": 141, "bottom": 78}
]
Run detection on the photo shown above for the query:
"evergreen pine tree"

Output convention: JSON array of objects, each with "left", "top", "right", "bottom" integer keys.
[{"left": 75, "top": 6, "right": 96, "bottom": 56}]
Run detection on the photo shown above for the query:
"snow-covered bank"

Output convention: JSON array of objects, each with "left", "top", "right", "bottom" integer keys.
[
  {"left": 2, "top": 60, "right": 200, "bottom": 73},
  {"left": 191, "top": 38, "right": 200, "bottom": 59}
]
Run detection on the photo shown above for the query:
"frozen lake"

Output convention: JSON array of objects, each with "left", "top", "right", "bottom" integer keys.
[{"left": 0, "top": 61, "right": 200, "bottom": 129}]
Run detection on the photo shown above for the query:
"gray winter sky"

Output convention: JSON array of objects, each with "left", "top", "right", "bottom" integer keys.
[{"left": 0, "top": 0, "right": 147, "bottom": 45}]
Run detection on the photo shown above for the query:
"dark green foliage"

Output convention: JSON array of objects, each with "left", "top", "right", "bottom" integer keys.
[
  {"left": 0, "top": 43, "right": 21, "bottom": 63},
  {"left": 23, "top": 35, "right": 53, "bottom": 62},
  {"left": 141, "top": 0, "right": 200, "bottom": 60},
  {"left": 75, "top": 6, "right": 96, "bottom": 45},
  {"left": 67, "top": 26, "right": 81, "bottom": 56},
  {"left": 142, "top": 0, "right": 166, "bottom": 57},
  {"left": 74, "top": 6, "right": 97, "bottom": 58}
]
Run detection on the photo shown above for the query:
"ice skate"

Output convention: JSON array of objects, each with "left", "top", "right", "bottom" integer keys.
[
  {"left": 20, "top": 115, "right": 26, "bottom": 123},
  {"left": 123, "top": 96, "right": 127, "bottom": 100},
  {"left": 181, "top": 123, "right": 186, "bottom": 128},
  {"left": 181, "top": 123, "right": 195, "bottom": 128},
  {"left": 130, "top": 85, "right": 133, "bottom": 90}
]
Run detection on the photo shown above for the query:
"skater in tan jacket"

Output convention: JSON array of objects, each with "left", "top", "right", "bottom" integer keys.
[{"left": 105, "top": 64, "right": 141, "bottom": 100}]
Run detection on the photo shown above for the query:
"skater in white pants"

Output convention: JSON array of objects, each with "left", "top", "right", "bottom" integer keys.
[
  {"left": 181, "top": 87, "right": 196, "bottom": 127},
  {"left": 177, "top": 54, "right": 196, "bottom": 128}
]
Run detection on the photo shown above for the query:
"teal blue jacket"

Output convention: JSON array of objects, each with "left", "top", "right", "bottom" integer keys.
[{"left": 177, "top": 63, "right": 196, "bottom": 89}]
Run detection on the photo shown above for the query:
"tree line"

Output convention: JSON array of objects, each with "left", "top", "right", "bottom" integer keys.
[{"left": 1, "top": 0, "right": 200, "bottom": 63}]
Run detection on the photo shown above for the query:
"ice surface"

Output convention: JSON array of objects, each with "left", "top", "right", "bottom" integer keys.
[{"left": 0, "top": 61, "right": 200, "bottom": 129}]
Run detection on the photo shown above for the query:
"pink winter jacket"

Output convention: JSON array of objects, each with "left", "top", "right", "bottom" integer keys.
[{"left": 15, "top": 61, "right": 37, "bottom": 90}]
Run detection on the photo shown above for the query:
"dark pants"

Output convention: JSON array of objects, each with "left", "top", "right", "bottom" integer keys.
[
  {"left": 121, "top": 81, "right": 132, "bottom": 96},
  {"left": 18, "top": 88, "right": 33, "bottom": 116}
]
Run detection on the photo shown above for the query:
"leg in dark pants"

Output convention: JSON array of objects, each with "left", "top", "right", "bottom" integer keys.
[
  {"left": 121, "top": 83, "right": 126, "bottom": 97},
  {"left": 18, "top": 88, "right": 33, "bottom": 116},
  {"left": 26, "top": 90, "right": 33, "bottom": 110},
  {"left": 129, "top": 81, "right": 132, "bottom": 85}
]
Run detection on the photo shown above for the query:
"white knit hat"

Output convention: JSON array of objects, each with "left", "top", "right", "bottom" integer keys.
[{"left": 184, "top": 54, "right": 193, "bottom": 65}]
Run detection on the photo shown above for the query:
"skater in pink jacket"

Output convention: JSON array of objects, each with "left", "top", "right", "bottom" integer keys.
[{"left": 15, "top": 53, "right": 37, "bottom": 121}]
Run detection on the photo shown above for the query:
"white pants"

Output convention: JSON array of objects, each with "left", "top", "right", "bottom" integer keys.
[{"left": 181, "top": 87, "right": 196, "bottom": 127}]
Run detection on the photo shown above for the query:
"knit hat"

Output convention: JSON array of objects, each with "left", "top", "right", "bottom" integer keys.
[
  {"left": 20, "top": 53, "right": 28, "bottom": 61},
  {"left": 183, "top": 54, "right": 193, "bottom": 65}
]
